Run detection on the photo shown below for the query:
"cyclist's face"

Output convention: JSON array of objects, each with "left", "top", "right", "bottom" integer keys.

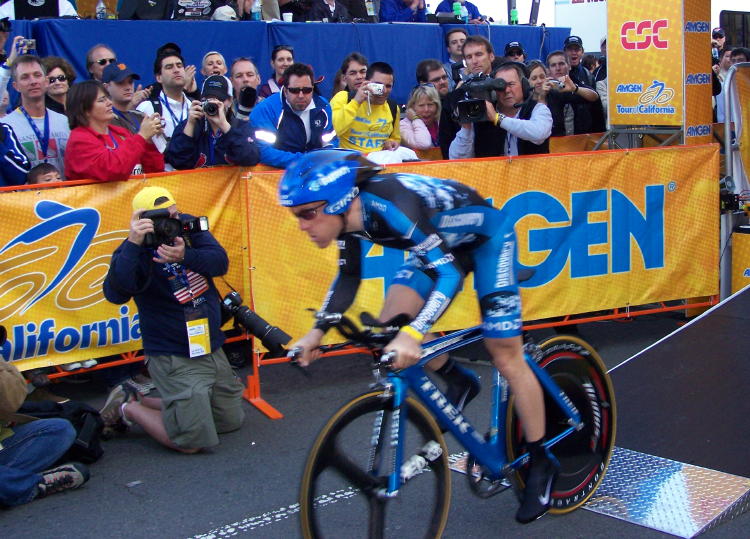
[{"left": 292, "top": 202, "right": 342, "bottom": 248}]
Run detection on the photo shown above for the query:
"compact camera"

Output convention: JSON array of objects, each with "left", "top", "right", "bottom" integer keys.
[
  {"left": 140, "top": 209, "right": 209, "bottom": 249},
  {"left": 16, "top": 38, "right": 35, "bottom": 52},
  {"left": 367, "top": 82, "right": 385, "bottom": 95},
  {"left": 220, "top": 291, "right": 291, "bottom": 356},
  {"left": 549, "top": 79, "right": 565, "bottom": 89},
  {"left": 201, "top": 100, "right": 220, "bottom": 117},
  {"left": 455, "top": 74, "right": 507, "bottom": 123}
]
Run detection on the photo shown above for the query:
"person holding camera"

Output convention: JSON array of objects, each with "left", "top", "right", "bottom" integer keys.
[
  {"left": 63, "top": 80, "right": 164, "bottom": 181},
  {"left": 165, "top": 75, "right": 260, "bottom": 169},
  {"left": 449, "top": 62, "right": 552, "bottom": 159},
  {"left": 545, "top": 50, "right": 603, "bottom": 137},
  {"left": 251, "top": 63, "right": 337, "bottom": 169},
  {"left": 101, "top": 186, "right": 245, "bottom": 453}
]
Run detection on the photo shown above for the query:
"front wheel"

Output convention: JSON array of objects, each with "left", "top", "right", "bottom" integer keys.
[
  {"left": 507, "top": 335, "right": 616, "bottom": 514},
  {"left": 299, "top": 391, "right": 451, "bottom": 539}
]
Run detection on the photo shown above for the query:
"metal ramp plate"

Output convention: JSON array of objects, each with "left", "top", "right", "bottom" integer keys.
[{"left": 585, "top": 447, "right": 750, "bottom": 537}]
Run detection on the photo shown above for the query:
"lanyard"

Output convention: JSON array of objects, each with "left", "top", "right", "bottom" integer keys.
[
  {"left": 164, "top": 262, "right": 197, "bottom": 304},
  {"left": 113, "top": 109, "right": 141, "bottom": 132},
  {"left": 207, "top": 128, "right": 222, "bottom": 165},
  {"left": 160, "top": 92, "right": 186, "bottom": 127},
  {"left": 20, "top": 106, "right": 50, "bottom": 159},
  {"left": 105, "top": 130, "right": 119, "bottom": 150}
]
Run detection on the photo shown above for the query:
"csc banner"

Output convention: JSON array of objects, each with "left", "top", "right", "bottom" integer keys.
[
  {"left": 608, "top": 0, "right": 684, "bottom": 126},
  {"left": 248, "top": 146, "right": 719, "bottom": 344},
  {"left": 0, "top": 170, "right": 249, "bottom": 370}
]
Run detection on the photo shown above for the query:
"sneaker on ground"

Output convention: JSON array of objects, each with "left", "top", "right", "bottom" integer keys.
[
  {"left": 37, "top": 462, "right": 90, "bottom": 498},
  {"left": 99, "top": 383, "right": 138, "bottom": 428},
  {"left": 444, "top": 368, "right": 481, "bottom": 412},
  {"left": 61, "top": 362, "right": 82, "bottom": 371},
  {"left": 81, "top": 359, "right": 98, "bottom": 369},
  {"left": 515, "top": 454, "right": 560, "bottom": 524}
]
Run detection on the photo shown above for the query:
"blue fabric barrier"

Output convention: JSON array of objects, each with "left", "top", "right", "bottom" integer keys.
[{"left": 8, "top": 19, "right": 569, "bottom": 104}]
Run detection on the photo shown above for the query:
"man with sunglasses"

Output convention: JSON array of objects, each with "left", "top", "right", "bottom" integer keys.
[
  {"left": 1, "top": 54, "right": 69, "bottom": 177},
  {"left": 166, "top": 75, "right": 259, "bottom": 169},
  {"left": 86, "top": 44, "right": 117, "bottom": 82},
  {"left": 251, "top": 63, "right": 337, "bottom": 169}
]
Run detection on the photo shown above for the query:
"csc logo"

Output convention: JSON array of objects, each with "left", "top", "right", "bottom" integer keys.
[{"left": 621, "top": 20, "right": 669, "bottom": 50}]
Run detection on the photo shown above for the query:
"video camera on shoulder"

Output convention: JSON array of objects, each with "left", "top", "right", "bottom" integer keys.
[
  {"left": 140, "top": 209, "right": 208, "bottom": 249},
  {"left": 455, "top": 74, "right": 507, "bottom": 123}
]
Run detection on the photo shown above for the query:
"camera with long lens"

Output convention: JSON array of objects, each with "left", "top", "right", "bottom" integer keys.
[
  {"left": 202, "top": 100, "right": 219, "bottom": 116},
  {"left": 455, "top": 74, "right": 507, "bottom": 123},
  {"left": 221, "top": 291, "right": 291, "bottom": 357},
  {"left": 140, "top": 209, "right": 209, "bottom": 249}
]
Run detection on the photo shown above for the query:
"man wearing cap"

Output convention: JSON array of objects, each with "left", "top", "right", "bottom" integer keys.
[
  {"left": 102, "top": 186, "right": 245, "bottom": 453},
  {"left": 563, "top": 35, "right": 592, "bottom": 87},
  {"left": 166, "top": 75, "right": 260, "bottom": 169},
  {"left": 250, "top": 63, "right": 337, "bottom": 169},
  {"left": 504, "top": 41, "right": 526, "bottom": 64},
  {"left": 103, "top": 63, "right": 147, "bottom": 136},
  {"left": 434, "top": 0, "right": 483, "bottom": 23},
  {"left": 712, "top": 28, "right": 726, "bottom": 59}
]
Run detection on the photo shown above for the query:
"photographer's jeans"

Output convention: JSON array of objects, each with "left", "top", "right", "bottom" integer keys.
[{"left": 0, "top": 419, "right": 76, "bottom": 506}]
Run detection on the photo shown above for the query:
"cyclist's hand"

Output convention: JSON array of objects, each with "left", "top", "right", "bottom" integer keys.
[
  {"left": 385, "top": 330, "right": 422, "bottom": 370},
  {"left": 290, "top": 329, "right": 324, "bottom": 367}
]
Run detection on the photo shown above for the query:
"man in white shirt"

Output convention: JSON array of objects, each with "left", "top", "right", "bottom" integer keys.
[
  {"left": 137, "top": 51, "right": 191, "bottom": 141},
  {"left": 1, "top": 55, "right": 69, "bottom": 176},
  {"left": 449, "top": 62, "right": 552, "bottom": 159}
]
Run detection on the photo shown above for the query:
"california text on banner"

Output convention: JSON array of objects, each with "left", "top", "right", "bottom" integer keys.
[
  {"left": 247, "top": 145, "right": 719, "bottom": 343},
  {"left": 0, "top": 169, "right": 249, "bottom": 369}
]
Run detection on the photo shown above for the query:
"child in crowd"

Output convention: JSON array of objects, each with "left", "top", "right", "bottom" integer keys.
[{"left": 27, "top": 163, "right": 63, "bottom": 184}]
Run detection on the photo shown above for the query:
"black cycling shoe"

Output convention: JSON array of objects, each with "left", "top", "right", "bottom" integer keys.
[
  {"left": 444, "top": 367, "right": 481, "bottom": 412},
  {"left": 515, "top": 453, "right": 560, "bottom": 524}
]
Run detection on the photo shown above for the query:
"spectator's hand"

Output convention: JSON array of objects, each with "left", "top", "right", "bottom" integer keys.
[
  {"left": 130, "top": 85, "right": 151, "bottom": 109},
  {"left": 559, "top": 75, "right": 576, "bottom": 92},
  {"left": 138, "top": 113, "right": 162, "bottom": 141},
  {"left": 405, "top": 107, "right": 418, "bottom": 121},
  {"left": 289, "top": 329, "right": 324, "bottom": 367},
  {"left": 712, "top": 63, "right": 720, "bottom": 75},
  {"left": 7, "top": 36, "right": 29, "bottom": 65},
  {"left": 484, "top": 100, "right": 498, "bottom": 122},
  {"left": 382, "top": 139, "right": 400, "bottom": 151},
  {"left": 354, "top": 80, "right": 372, "bottom": 104},
  {"left": 205, "top": 100, "right": 231, "bottom": 133},
  {"left": 153, "top": 236, "right": 186, "bottom": 264},
  {"left": 187, "top": 100, "right": 204, "bottom": 124},
  {"left": 185, "top": 65, "right": 197, "bottom": 93},
  {"left": 128, "top": 210, "right": 153, "bottom": 246}
]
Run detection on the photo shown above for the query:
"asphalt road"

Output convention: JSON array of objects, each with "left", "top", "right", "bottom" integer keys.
[{"left": 3, "top": 310, "right": 749, "bottom": 538}]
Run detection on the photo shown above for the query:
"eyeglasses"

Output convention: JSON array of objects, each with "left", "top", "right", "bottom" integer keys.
[
  {"left": 294, "top": 202, "right": 327, "bottom": 221},
  {"left": 287, "top": 86, "right": 314, "bottom": 95},
  {"left": 48, "top": 75, "right": 67, "bottom": 84},
  {"left": 96, "top": 58, "right": 117, "bottom": 66},
  {"left": 427, "top": 75, "right": 448, "bottom": 84}
]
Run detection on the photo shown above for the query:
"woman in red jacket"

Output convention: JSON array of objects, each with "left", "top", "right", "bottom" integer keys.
[{"left": 64, "top": 80, "right": 165, "bottom": 181}]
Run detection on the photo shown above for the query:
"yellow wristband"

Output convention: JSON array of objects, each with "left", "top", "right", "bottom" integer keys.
[{"left": 400, "top": 325, "right": 424, "bottom": 342}]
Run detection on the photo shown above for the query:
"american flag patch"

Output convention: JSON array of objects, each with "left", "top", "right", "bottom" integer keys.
[{"left": 168, "top": 270, "right": 209, "bottom": 304}]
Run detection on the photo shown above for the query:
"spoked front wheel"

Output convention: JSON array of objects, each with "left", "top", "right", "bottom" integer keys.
[
  {"left": 507, "top": 335, "right": 616, "bottom": 514},
  {"left": 299, "top": 391, "right": 451, "bottom": 539}
]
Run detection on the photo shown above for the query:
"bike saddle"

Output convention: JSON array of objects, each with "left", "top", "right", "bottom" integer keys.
[{"left": 360, "top": 312, "right": 411, "bottom": 329}]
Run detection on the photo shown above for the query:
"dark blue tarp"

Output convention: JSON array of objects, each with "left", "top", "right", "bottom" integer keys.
[{"left": 8, "top": 19, "right": 570, "bottom": 104}]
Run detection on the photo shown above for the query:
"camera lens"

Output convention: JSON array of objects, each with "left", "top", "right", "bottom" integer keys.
[{"left": 203, "top": 101, "right": 219, "bottom": 116}]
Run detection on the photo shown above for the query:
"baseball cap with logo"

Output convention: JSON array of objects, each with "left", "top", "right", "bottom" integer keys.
[
  {"left": 504, "top": 41, "right": 525, "bottom": 56},
  {"left": 712, "top": 27, "right": 725, "bottom": 39},
  {"left": 102, "top": 63, "right": 141, "bottom": 84},
  {"left": 201, "top": 75, "right": 231, "bottom": 100},
  {"left": 132, "top": 186, "right": 176, "bottom": 212},
  {"left": 563, "top": 35, "right": 584, "bottom": 49},
  {"left": 211, "top": 5, "right": 237, "bottom": 20}
]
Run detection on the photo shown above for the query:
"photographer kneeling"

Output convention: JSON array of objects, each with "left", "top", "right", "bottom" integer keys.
[
  {"left": 102, "top": 186, "right": 245, "bottom": 453},
  {"left": 448, "top": 62, "right": 552, "bottom": 159},
  {"left": 166, "top": 75, "right": 260, "bottom": 169}
]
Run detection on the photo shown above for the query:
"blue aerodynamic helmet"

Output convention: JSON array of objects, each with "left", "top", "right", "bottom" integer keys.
[{"left": 278, "top": 149, "right": 382, "bottom": 215}]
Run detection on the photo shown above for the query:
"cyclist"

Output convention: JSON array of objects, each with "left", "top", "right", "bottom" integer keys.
[{"left": 280, "top": 149, "right": 558, "bottom": 523}]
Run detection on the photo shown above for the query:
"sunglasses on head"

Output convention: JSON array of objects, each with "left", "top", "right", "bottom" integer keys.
[
  {"left": 96, "top": 58, "right": 117, "bottom": 66},
  {"left": 48, "top": 75, "right": 67, "bottom": 83},
  {"left": 287, "top": 86, "right": 313, "bottom": 95},
  {"left": 294, "top": 202, "right": 327, "bottom": 220}
]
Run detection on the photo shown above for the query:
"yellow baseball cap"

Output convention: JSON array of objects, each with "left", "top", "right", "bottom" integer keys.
[{"left": 132, "top": 186, "right": 176, "bottom": 211}]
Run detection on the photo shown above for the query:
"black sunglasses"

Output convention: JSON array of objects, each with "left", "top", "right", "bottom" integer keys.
[
  {"left": 96, "top": 58, "right": 117, "bottom": 66},
  {"left": 287, "top": 86, "right": 313, "bottom": 95},
  {"left": 294, "top": 202, "right": 327, "bottom": 221},
  {"left": 48, "top": 75, "right": 67, "bottom": 84}
]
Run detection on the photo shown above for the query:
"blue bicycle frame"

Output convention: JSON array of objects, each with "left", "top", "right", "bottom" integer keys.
[{"left": 379, "top": 325, "right": 583, "bottom": 494}]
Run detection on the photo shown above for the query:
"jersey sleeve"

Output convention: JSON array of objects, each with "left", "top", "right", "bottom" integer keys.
[{"left": 314, "top": 236, "right": 362, "bottom": 333}]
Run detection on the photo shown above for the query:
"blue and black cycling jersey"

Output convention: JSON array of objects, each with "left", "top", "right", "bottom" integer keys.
[{"left": 317, "top": 172, "right": 522, "bottom": 339}]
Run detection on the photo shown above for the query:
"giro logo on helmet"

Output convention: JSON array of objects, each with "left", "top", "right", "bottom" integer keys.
[{"left": 327, "top": 187, "right": 360, "bottom": 214}]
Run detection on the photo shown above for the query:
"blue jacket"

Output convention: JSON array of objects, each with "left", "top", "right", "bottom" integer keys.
[
  {"left": 434, "top": 0, "right": 481, "bottom": 19},
  {"left": 103, "top": 216, "right": 228, "bottom": 357},
  {"left": 0, "top": 123, "right": 31, "bottom": 187},
  {"left": 165, "top": 115, "right": 260, "bottom": 169},
  {"left": 379, "top": 0, "right": 426, "bottom": 23},
  {"left": 250, "top": 91, "right": 338, "bottom": 169}
]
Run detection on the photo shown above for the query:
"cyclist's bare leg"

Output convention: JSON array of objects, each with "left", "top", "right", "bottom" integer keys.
[
  {"left": 378, "top": 284, "right": 447, "bottom": 370},
  {"left": 485, "top": 336, "right": 545, "bottom": 441}
]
